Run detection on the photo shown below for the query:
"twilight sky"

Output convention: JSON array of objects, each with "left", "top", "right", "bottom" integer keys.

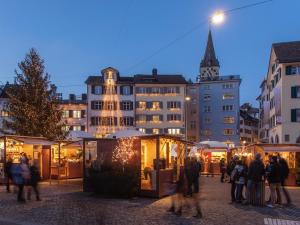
[{"left": 0, "top": 0, "right": 299, "bottom": 105}]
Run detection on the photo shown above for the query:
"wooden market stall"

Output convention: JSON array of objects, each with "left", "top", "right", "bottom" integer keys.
[
  {"left": 245, "top": 144, "right": 300, "bottom": 186},
  {"left": 83, "top": 134, "right": 189, "bottom": 198},
  {"left": 0, "top": 135, "right": 54, "bottom": 182}
]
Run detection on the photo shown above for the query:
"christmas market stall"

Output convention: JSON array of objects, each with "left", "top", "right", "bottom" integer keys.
[
  {"left": 0, "top": 135, "right": 54, "bottom": 182},
  {"left": 83, "top": 132, "right": 189, "bottom": 198},
  {"left": 245, "top": 144, "right": 300, "bottom": 186},
  {"left": 196, "top": 141, "right": 230, "bottom": 175}
]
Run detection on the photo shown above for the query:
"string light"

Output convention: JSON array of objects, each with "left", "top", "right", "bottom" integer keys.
[{"left": 112, "top": 137, "right": 138, "bottom": 166}]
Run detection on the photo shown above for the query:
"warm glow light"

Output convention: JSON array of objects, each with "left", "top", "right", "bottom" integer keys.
[
  {"left": 185, "top": 96, "right": 191, "bottom": 101},
  {"left": 211, "top": 11, "right": 225, "bottom": 25}
]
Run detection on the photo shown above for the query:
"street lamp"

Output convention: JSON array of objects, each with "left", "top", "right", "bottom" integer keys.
[
  {"left": 185, "top": 96, "right": 191, "bottom": 140},
  {"left": 211, "top": 11, "right": 225, "bottom": 25}
]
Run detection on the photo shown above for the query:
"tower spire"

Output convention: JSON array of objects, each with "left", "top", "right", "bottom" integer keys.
[
  {"left": 198, "top": 29, "right": 220, "bottom": 81},
  {"left": 201, "top": 29, "right": 219, "bottom": 68}
]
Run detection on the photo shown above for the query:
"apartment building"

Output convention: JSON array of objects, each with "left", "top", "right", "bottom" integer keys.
[
  {"left": 186, "top": 83, "right": 200, "bottom": 142},
  {"left": 134, "top": 68, "right": 187, "bottom": 136},
  {"left": 85, "top": 67, "right": 135, "bottom": 137},
  {"left": 240, "top": 103, "right": 259, "bottom": 144},
  {"left": 58, "top": 93, "right": 87, "bottom": 132},
  {"left": 197, "top": 30, "right": 241, "bottom": 147},
  {"left": 258, "top": 41, "right": 300, "bottom": 143}
]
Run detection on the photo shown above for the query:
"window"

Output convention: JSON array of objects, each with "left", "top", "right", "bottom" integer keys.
[
  {"left": 168, "top": 128, "right": 181, "bottom": 135},
  {"left": 166, "top": 87, "right": 178, "bottom": 94},
  {"left": 120, "top": 117, "right": 133, "bottom": 126},
  {"left": 136, "top": 87, "right": 147, "bottom": 94},
  {"left": 122, "top": 86, "right": 131, "bottom": 95},
  {"left": 291, "top": 109, "right": 300, "bottom": 122},
  {"left": 91, "top": 101, "right": 103, "bottom": 110},
  {"left": 190, "top": 121, "right": 196, "bottom": 129},
  {"left": 104, "top": 101, "right": 116, "bottom": 110},
  {"left": 62, "top": 125, "right": 70, "bottom": 131},
  {"left": 94, "top": 86, "right": 102, "bottom": 95},
  {"left": 167, "top": 114, "right": 181, "bottom": 122},
  {"left": 222, "top": 83, "right": 234, "bottom": 89},
  {"left": 137, "top": 101, "right": 146, "bottom": 110},
  {"left": 285, "top": 134, "right": 290, "bottom": 142},
  {"left": 62, "top": 110, "right": 69, "bottom": 118},
  {"left": 291, "top": 86, "right": 300, "bottom": 98},
  {"left": 139, "top": 128, "right": 146, "bottom": 133},
  {"left": 202, "top": 129, "right": 211, "bottom": 136},
  {"left": 245, "top": 129, "right": 252, "bottom": 134},
  {"left": 121, "top": 101, "right": 132, "bottom": 111},
  {"left": 224, "top": 116, "right": 235, "bottom": 123},
  {"left": 189, "top": 88, "right": 196, "bottom": 94},
  {"left": 73, "top": 110, "right": 81, "bottom": 118},
  {"left": 152, "top": 87, "right": 160, "bottom": 94},
  {"left": 286, "top": 65, "right": 300, "bottom": 75},
  {"left": 152, "top": 128, "right": 160, "bottom": 134},
  {"left": 152, "top": 115, "right": 162, "bottom": 123},
  {"left": 204, "top": 117, "right": 211, "bottom": 123},
  {"left": 204, "top": 85, "right": 210, "bottom": 90},
  {"left": 167, "top": 101, "right": 181, "bottom": 109},
  {"left": 223, "top": 93, "right": 234, "bottom": 100},
  {"left": 222, "top": 105, "right": 233, "bottom": 111},
  {"left": 204, "top": 106, "right": 211, "bottom": 112},
  {"left": 224, "top": 129, "right": 234, "bottom": 135},
  {"left": 0, "top": 110, "right": 9, "bottom": 117},
  {"left": 204, "top": 94, "right": 211, "bottom": 101},
  {"left": 136, "top": 115, "right": 146, "bottom": 123},
  {"left": 152, "top": 102, "right": 162, "bottom": 110},
  {"left": 73, "top": 125, "right": 81, "bottom": 131}
]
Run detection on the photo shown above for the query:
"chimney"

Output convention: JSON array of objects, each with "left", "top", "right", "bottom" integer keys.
[
  {"left": 69, "top": 94, "right": 76, "bottom": 101},
  {"left": 81, "top": 93, "right": 87, "bottom": 101},
  {"left": 152, "top": 68, "right": 158, "bottom": 77}
]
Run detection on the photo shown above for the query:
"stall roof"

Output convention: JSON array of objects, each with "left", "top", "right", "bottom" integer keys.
[
  {"left": 263, "top": 146, "right": 300, "bottom": 152},
  {"left": 0, "top": 135, "right": 55, "bottom": 145}
]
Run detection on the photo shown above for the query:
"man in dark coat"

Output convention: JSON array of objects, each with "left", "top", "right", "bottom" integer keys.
[
  {"left": 266, "top": 156, "right": 281, "bottom": 208},
  {"left": 278, "top": 156, "right": 291, "bottom": 205},
  {"left": 228, "top": 156, "right": 238, "bottom": 202},
  {"left": 27, "top": 162, "right": 41, "bottom": 201},
  {"left": 246, "top": 153, "right": 265, "bottom": 205},
  {"left": 4, "top": 157, "right": 13, "bottom": 193}
]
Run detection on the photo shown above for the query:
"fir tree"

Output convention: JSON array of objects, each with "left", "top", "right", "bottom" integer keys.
[{"left": 4, "top": 48, "right": 65, "bottom": 140}]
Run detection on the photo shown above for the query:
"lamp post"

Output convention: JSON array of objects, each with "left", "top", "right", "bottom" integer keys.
[
  {"left": 185, "top": 96, "right": 191, "bottom": 141},
  {"left": 210, "top": 11, "right": 225, "bottom": 25}
]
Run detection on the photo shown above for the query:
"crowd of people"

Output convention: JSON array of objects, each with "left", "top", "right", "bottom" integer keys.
[
  {"left": 4, "top": 153, "right": 41, "bottom": 203},
  {"left": 226, "top": 153, "right": 291, "bottom": 207}
]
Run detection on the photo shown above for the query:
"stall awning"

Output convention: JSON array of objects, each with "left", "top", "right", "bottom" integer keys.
[
  {"left": 201, "top": 148, "right": 230, "bottom": 153},
  {"left": 263, "top": 146, "right": 300, "bottom": 152},
  {"left": 13, "top": 137, "right": 55, "bottom": 146}
]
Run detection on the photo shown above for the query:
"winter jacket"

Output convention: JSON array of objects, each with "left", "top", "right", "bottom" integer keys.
[
  {"left": 267, "top": 162, "right": 281, "bottom": 184},
  {"left": 11, "top": 164, "right": 24, "bottom": 185},
  {"left": 278, "top": 158, "right": 289, "bottom": 181},
  {"left": 30, "top": 165, "right": 40, "bottom": 186},
  {"left": 248, "top": 159, "right": 265, "bottom": 182},
  {"left": 231, "top": 165, "right": 246, "bottom": 184}
]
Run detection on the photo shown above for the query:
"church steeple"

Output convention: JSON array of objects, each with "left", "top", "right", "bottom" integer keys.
[{"left": 198, "top": 29, "right": 220, "bottom": 81}]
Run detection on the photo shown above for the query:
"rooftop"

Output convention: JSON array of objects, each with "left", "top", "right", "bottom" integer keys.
[{"left": 273, "top": 41, "right": 300, "bottom": 63}]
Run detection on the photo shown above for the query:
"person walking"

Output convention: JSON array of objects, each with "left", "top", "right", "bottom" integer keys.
[
  {"left": 231, "top": 160, "right": 246, "bottom": 203},
  {"left": 227, "top": 156, "right": 238, "bottom": 202},
  {"left": 11, "top": 161, "right": 25, "bottom": 202},
  {"left": 27, "top": 161, "right": 41, "bottom": 201},
  {"left": 278, "top": 156, "right": 291, "bottom": 205},
  {"left": 246, "top": 153, "right": 265, "bottom": 205},
  {"left": 266, "top": 156, "right": 281, "bottom": 208},
  {"left": 220, "top": 158, "right": 226, "bottom": 183},
  {"left": 4, "top": 157, "right": 13, "bottom": 193}
]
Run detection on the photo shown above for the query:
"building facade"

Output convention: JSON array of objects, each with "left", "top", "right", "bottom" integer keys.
[
  {"left": 0, "top": 84, "right": 12, "bottom": 134},
  {"left": 58, "top": 94, "right": 87, "bottom": 132},
  {"left": 85, "top": 67, "right": 135, "bottom": 137},
  {"left": 134, "top": 68, "right": 187, "bottom": 136},
  {"left": 197, "top": 30, "right": 241, "bottom": 147},
  {"left": 186, "top": 83, "right": 200, "bottom": 142},
  {"left": 258, "top": 41, "right": 300, "bottom": 144},
  {"left": 240, "top": 103, "right": 259, "bottom": 144}
]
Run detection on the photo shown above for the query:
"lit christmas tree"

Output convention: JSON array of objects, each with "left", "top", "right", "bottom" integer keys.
[
  {"left": 112, "top": 137, "right": 138, "bottom": 170},
  {"left": 3, "top": 48, "right": 65, "bottom": 140}
]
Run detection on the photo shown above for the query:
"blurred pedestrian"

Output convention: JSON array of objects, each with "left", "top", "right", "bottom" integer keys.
[
  {"left": 246, "top": 153, "right": 265, "bottom": 205},
  {"left": 278, "top": 156, "right": 291, "bottom": 205},
  {"left": 11, "top": 161, "right": 25, "bottom": 202},
  {"left": 220, "top": 158, "right": 226, "bottom": 183},
  {"left": 228, "top": 155, "right": 238, "bottom": 202},
  {"left": 231, "top": 160, "right": 247, "bottom": 203},
  {"left": 27, "top": 161, "right": 41, "bottom": 201},
  {"left": 266, "top": 156, "right": 281, "bottom": 208},
  {"left": 4, "top": 157, "right": 13, "bottom": 193}
]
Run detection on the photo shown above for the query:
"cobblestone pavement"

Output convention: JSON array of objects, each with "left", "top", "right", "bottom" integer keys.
[{"left": 0, "top": 177, "right": 299, "bottom": 225}]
